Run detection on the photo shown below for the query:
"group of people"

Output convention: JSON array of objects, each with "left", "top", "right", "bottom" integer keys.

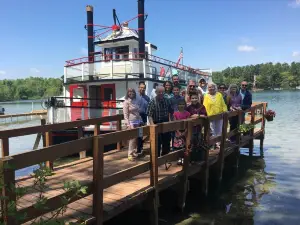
[{"left": 123, "top": 76, "right": 252, "bottom": 162}]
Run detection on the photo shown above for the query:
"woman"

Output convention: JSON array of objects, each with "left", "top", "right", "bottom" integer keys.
[
  {"left": 123, "top": 88, "right": 147, "bottom": 161},
  {"left": 203, "top": 83, "right": 228, "bottom": 149},
  {"left": 227, "top": 84, "right": 242, "bottom": 142},
  {"left": 218, "top": 84, "right": 227, "bottom": 105},
  {"left": 163, "top": 81, "right": 174, "bottom": 99}
]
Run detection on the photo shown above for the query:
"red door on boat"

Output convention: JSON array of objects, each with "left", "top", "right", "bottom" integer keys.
[
  {"left": 69, "top": 84, "right": 89, "bottom": 121},
  {"left": 100, "top": 84, "right": 116, "bottom": 125}
]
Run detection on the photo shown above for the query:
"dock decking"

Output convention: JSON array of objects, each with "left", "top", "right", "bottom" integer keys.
[{"left": 0, "top": 103, "right": 267, "bottom": 225}]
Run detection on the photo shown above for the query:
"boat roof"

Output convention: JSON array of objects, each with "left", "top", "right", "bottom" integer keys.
[{"left": 94, "top": 26, "right": 158, "bottom": 50}]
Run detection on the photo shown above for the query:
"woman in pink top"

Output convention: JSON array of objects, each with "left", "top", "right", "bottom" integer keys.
[
  {"left": 173, "top": 99, "right": 191, "bottom": 165},
  {"left": 123, "top": 88, "right": 147, "bottom": 161}
]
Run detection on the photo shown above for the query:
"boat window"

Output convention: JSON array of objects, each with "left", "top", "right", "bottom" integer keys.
[
  {"left": 103, "top": 88, "right": 113, "bottom": 101},
  {"left": 72, "top": 88, "right": 84, "bottom": 102},
  {"left": 104, "top": 46, "right": 129, "bottom": 60}
]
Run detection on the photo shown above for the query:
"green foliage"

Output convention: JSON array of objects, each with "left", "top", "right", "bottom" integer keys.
[
  {"left": 212, "top": 62, "right": 300, "bottom": 90},
  {"left": 0, "top": 77, "right": 62, "bottom": 101},
  {"left": 0, "top": 162, "right": 87, "bottom": 224},
  {"left": 238, "top": 124, "right": 255, "bottom": 134}
]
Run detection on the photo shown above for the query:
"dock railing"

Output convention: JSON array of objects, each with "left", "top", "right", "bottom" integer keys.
[{"left": 0, "top": 102, "right": 267, "bottom": 224}]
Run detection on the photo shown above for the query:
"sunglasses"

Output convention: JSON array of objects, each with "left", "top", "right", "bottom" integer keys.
[
  {"left": 242, "top": 84, "right": 247, "bottom": 87},
  {"left": 219, "top": 87, "right": 225, "bottom": 89},
  {"left": 189, "top": 85, "right": 195, "bottom": 88}
]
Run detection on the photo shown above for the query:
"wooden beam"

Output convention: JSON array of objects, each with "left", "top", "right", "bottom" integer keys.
[
  {"left": 93, "top": 136, "right": 104, "bottom": 225},
  {"left": 100, "top": 126, "right": 150, "bottom": 146},
  {"left": 116, "top": 119, "right": 122, "bottom": 150},
  {"left": 7, "top": 137, "right": 93, "bottom": 170},
  {"left": 0, "top": 158, "right": 17, "bottom": 225},
  {"left": 1, "top": 138, "right": 9, "bottom": 157},
  {"left": 103, "top": 162, "right": 150, "bottom": 189},
  {"left": 78, "top": 126, "right": 86, "bottom": 159},
  {"left": 0, "top": 114, "right": 124, "bottom": 138},
  {"left": 202, "top": 120, "right": 210, "bottom": 196},
  {"left": 249, "top": 107, "right": 255, "bottom": 156},
  {"left": 159, "top": 120, "right": 186, "bottom": 133},
  {"left": 149, "top": 125, "right": 158, "bottom": 225},
  {"left": 217, "top": 113, "right": 228, "bottom": 183}
]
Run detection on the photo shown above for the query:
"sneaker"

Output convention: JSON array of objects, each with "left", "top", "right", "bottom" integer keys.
[
  {"left": 177, "top": 158, "right": 184, "bottom": 165},
  {"left": 128, "top": 155, "right": 137, "bottom": 161}
]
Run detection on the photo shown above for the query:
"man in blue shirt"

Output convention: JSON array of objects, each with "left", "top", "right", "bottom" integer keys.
[{"left": 240, "top": 81, "right": 252, "bottom": 110}]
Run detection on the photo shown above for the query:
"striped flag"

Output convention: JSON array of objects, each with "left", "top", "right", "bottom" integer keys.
[{"left": 176, "top": 48, "right": 183, "bottom": 68}]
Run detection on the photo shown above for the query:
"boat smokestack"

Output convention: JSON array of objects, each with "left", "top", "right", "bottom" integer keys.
[
  {"left": 86, "top": 5, "right": 94, "bottom": 63},
  {"left": 138, "top": 0, "right": 145, "bottom": 59}
]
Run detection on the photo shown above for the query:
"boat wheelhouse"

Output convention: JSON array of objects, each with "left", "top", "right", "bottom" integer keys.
[{"left": 47, "top": 1, "right": 212, "bottom": 132}]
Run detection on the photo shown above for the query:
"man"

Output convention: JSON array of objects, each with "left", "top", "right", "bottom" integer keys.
[
  {"left": 198, "top": 78, "right": 208, "bottom": 95},
  {"left": 240, "top": 81, "right": 252, "bottom": 110},
  {"left": 147, "top": 86, "right": 174, "bottom": 156},
  {"left": 137, "top": 81, "right": 150, "bottom": 154},
  {"left": 171, "top": 85, "right": 184, "bottom": 112},
  {"left": 172, "top": 75, "right": 180, "bottom": 87},
  {"left": 150, "top": 83, "right": 158, "bottom": 100}
]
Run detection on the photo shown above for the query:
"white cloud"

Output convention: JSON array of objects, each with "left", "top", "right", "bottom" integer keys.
[
  {"left": 288, "top": 0, "right": 300, "bottom": 8},
  {"left": 0, "top": 70, "right": 6, "bottom": 75},
  {"left": 30, "top": 68, "right": 40, "bottom": 73},
  {"left": 80, "top": 47, "right": 88, "bottom": 55},
  {"left": 237, "top": 45, "right": 256, "bottom": 52},
  {"left": 292, "top": 51, "right": 300, "bottom": 57}
]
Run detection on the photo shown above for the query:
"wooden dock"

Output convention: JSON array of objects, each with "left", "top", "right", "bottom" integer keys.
[
  {"left": 0, "top": 103, "right": 267, "bottom": 225},
  {"left": 0, "top": 110, "right": 47, "bottom": 124}
]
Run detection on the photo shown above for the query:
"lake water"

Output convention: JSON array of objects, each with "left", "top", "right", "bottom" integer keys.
[{"left": 1, "top": 91, "right": 300, "bottom": 224}]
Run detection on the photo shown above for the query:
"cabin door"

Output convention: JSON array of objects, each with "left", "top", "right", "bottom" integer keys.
[
  {"left": 69, "top": 84, "right": 88, "bottom": 121},
  {"left": 100, "top": 84, "right": 116, "bottom": 125}
]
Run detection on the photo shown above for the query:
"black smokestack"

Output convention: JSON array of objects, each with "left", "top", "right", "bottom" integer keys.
[
  {"left": 138, "top": 0, "right": 145, "bottom": 59},
  {"left": 86, "top": 5, "right": 94, "bottom": 63}
]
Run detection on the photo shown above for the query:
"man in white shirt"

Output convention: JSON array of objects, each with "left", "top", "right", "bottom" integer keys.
[{"left": 198, "top": 78, "right": 208, "bottom": 95}]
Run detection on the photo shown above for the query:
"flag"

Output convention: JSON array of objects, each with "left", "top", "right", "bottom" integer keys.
[{"left": 176, "top": 48, "right": 183, "bottom": 68}]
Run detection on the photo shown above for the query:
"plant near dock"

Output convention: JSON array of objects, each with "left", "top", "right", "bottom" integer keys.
[
  {"left": 0, "top": 162, "right": 88, "bottom": 225},
  {"left": 238, "top": 124, "right": 255, "bottom": 134}
]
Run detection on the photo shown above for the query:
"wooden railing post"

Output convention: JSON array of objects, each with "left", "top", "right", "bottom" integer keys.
[
  {"left": 1, "top": 158, "right": 17, "bottom": 225},
  {"left": 177, "top": 120, "right": 192, "bottom": 211},
  {"left": 116, "top": 119, "right": 122, "bottom": 150},
  {"left": 92, "top": 136, "right": 104, "bottom": 225},
  {"left": 78, "top": 126, "right": 86, "bottom": 159},
  {"left": 148, "top": 125, "right": 158, "bottom": 225},
  {"left": 94, "top": 124, "right": 100, "bottom": 136},
  {"left": 218, "top": 113, "right": 228, "bottom": 184},
  {"left": 45, "top": 132, "right": 53, "bottom": 170},
  {"left": 33, "top": 119, "right": 46, "bottom": 150},
  {"left": 260, "top": 103, "right": 267, "bottom": 155},
  {"left": 234, "top": 111, "right": 243, "bottom": 171},
  {"left": 202, "top": 119, "right": 210, "bottom": 196},
  {"left": 1, "top": 138, "right": 9, "bottom": 157},
  {"left": 249, "top": 107, "right": 255, "bottom": 156}
]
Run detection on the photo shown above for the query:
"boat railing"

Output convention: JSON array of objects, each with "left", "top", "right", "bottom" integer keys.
[
  {"left": 0, "top": 102, "right": 267, "bottom": 224},
  {"left": 64, "top": 53, "right": 211, "bottom": 84}
]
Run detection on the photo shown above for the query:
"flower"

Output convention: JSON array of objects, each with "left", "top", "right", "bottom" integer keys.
[{"left": 265, "top": 110, "right": 276, "bottom": 117}]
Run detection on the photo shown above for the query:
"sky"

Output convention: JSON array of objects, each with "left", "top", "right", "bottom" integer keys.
[{"left": 0, "top": 0, "right": 300, "bottom": 79}]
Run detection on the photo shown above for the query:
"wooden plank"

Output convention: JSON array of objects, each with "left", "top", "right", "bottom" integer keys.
[
  {"left": 0, "top": 158, "right": 17, "bottom": 224},
  {"left": 218, "top": 113, "right": 228, "bottom": 183},
  {"left": 116, "top": 119, "right": 122, "bottom": 150},
  {"left": 103, "top": 162, "right": 150, "bottom": 189},
  {"left": 149, "top": 125, "right": 159, "bottom": 225},
  {"left": 100, "top": 126, "right": 150, "bottom": 146},
  {"left": 0, "top": 114, "right": 123, "bottom": 138},
  {"left": 191, "top": 117, "right": 205, "bottom": 126},
  {"left": 208, "top": 113, "right": 223, "bottom": 121},
  {"left": 159, "top": 120, "right": 185, "bottom": 133},
  {"left": 45, "top": 131, "right": 53, "bottom": 170},
  {"left": 202, "top": 120, "right": 210, "bottom": 196},
  {"left": 7, "top": 137, "right": 93, "bottom": 170},
  {"left": 253, "top": 118, "right": 263, "bottom": 125},
  {"left": 209, "top": 135, "right": 222, "bottom": 145},
  {"left": 157, "top": 149, "right": 183, "bottom": 166},
  {"left": 249, "top": 107, "right": 255, "bottom": 156},
  {"left": 227, "top": 110, "right": 239, "bottom": 118},
  {"left": 78, "top": 126, "right": 86, "bottom": 159},
  {"left": 1, "top": 137, "right": 9, "bottom": 157},
  {"left": 227, "top": 128, "right": 238, "bottom": 139},
  {"left": 18, "top": 183, "right": 93, "bottom": 223},
  {"left": 93, "top": 136, "right": 104, "bottom": 225}
]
